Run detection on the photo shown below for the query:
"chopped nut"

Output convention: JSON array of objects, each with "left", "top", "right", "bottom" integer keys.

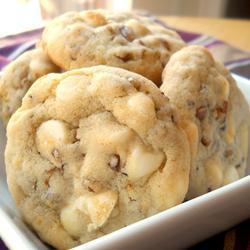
[
  {"left": 44, "top": 178, "right": 50, "bottom": 187},
  {"left": 201, "top": 136, "right": 210, "bottom": 146},
  {"left": 158, "top": 156, "right": 166, "bottom": 173},
  {"left": 108, "top": 154, "right": 120, "bottom": 172},
  {"left": 186, "top": 100, "right": 195, "bottom": 108},
  {"left": 60, "top": 164, "right": 65, "bottom": 175},
  {"left": 138, "top": 40, "right": 145, "bottom": 46},
  {"left": 220, "top": 101, "right": 228, "bottom": 113},
  {"left": 224, "top": 149, "right": 233, "bottom": 158},
  {"left": 220, "top": 124, "right": 227, "bottom": 131},
  {"left": 70, "top": 54, "right": 77, "bottom": 61},
  {"left": 235, "top": 163, "right": 241, "bottom": 168},
  {"left": 119, "top": 26, "right": 133, "bottom": 41},
  {"left": 196, "top": 106, "right": 207, "bottom": 121},
  {"left": 129, "top": 197, "right": 136, "bottom": 202},
  {"left": 32, "top": 180, "right": 37, "bottom": 191},
  {"left": 88, "top": 186, "right": 95, "bottom": 193},
  {"left": 52, "top": 148, "right": 60, "bottom": 159},
  {"left": 115, "top": 53, "right": 134, "bottom": 62},
  {"left": 214, "top": 101, "right": 228, "bottom": 119},
  {"left": 107, "top": 26, "right": 115, "bottom": 35},
  {"left": 171, "top": 114, "right": 176, "bottom": 123},
  {"left": 161, "top": 39, "right": 170, "bottom": 50}
]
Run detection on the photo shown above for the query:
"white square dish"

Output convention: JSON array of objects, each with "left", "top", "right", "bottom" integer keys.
[{"left": 0, "top": 73, "right": 249, "bottom": 250}]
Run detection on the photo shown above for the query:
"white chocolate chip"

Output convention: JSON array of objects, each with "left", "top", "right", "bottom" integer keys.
[
  {"left": 76, "top": 191, "right": 118, "bottom": 231},
  {"left": 86, "top": 191, "right": 118, "bottom": 231},
  {"left": 60, "top": 204, "right": 86, "bottom": 237},
  {"left": 126, "top": 144, "right": 164, "bottom": 181},
  {"left": 128, "top": 93, "right": 155, "bottom": 119},
  {"left": 61, "top": 190, "right": 117, "bottom": 235},
  {"left": 56, "top": 76, "right": 82, "bottom": 103},
  {"left": 36, "top": 120, "right": 71, "bottom": 163}
]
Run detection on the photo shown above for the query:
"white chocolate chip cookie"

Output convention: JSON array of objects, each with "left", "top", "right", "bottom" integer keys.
[
  {"left": 0, "top": 48, "right": 60, "bottom": 125},
  {"left": 6, "top": 65, "right": 190, "bottom": 249},
  {"left": 41, "top": 9, "right": 185, "bottom": 85},
  {"left": 161, "top": 45, "right": 250, "bottom": 199}
]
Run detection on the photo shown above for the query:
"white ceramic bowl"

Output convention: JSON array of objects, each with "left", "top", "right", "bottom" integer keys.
[{"left": 0, "top": 74, "right": 249, "bottom": 250}]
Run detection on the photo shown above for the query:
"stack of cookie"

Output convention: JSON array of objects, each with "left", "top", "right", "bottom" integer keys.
[{"left": 0, "top": 10, "right": 248, "bottom": 249}]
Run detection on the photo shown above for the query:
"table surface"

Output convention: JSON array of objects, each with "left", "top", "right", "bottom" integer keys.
[{"left": 160, "top": 16, "right": 250, "bottom": 51}]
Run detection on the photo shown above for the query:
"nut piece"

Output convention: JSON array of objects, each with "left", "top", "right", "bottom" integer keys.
[
  {"left": 119, "top": 26, "right": 134, "bottom": 41},
  {"left": 196, "top": 106, "right": 207, "bottom": 121},
  {"left": 108, "top": 154, "right": 120, "bottom": 171},
  {"left": 201, "top": 136, "right": 211, "bottom": 147},
  {"left": 126, "top": 144, "right": 164, "bottom": 181}
]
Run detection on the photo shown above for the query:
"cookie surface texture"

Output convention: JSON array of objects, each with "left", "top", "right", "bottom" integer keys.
[
  {"left": 6, "top": 65, "right": 190, "bottom": 249},
  {"left": 42, "top": 9, "right": 185, "bottom": 85},
  {"left": 0, "top": 48, "right": 60, "bottom": 125},
  {"left": 161, "top": 45, "right": 249, "bottom": 198}
]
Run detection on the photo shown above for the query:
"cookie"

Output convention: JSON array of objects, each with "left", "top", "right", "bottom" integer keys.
[
  {"left": 41, "top": 9, "right": 185, "bottom": 85},
  {"left": 161, "top": 45, "right": 250, "bottom": 199},
  {"left": 6, "top": 65, "right": 190, "bottom": 249},
  {"left": 0, "top": 48, "right": 60, "bottom": 125}
]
